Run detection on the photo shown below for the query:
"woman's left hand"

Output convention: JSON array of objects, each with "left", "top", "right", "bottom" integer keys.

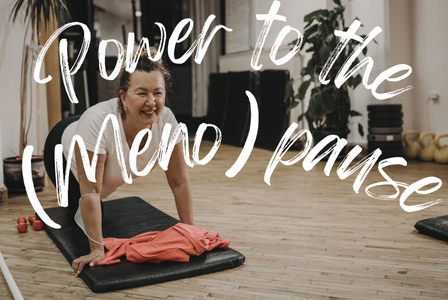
[
  {"left": 72, "top": 249, "right": 106, "bottom": 277},
  {"left": 165, "top": 142, "right": 194, "bottom": 225}
]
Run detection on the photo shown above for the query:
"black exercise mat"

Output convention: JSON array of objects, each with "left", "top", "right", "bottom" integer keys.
[
  {"left": 415, "top": 215, "right": 448, "bottom": 242},
  {"left": 39, "top": 197, "right": 245, "bottom": 293}
]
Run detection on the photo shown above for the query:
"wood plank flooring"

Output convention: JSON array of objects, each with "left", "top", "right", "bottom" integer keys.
[{"left": 1, "top": 141, "right": 447, "bottom": 299}]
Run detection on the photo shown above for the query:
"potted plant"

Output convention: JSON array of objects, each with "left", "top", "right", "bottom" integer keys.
[
  {"left": 3, "top": 0, "right": 70, "bottom": 192},
  {"left": 285, "top": 0, "right": 369, "bottom": 158}
]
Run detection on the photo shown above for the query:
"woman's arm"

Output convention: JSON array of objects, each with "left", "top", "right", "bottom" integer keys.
[
  {"left": 165, "top": 142, "right": 194, "bottom": 225},
  {"left": 71, "top": 147, "right": 107, "bottom": 277}
]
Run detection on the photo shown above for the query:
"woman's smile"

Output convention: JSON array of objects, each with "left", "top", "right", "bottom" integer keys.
[{"left": 141, "top": 109, "right": 155, "bottom": 116}]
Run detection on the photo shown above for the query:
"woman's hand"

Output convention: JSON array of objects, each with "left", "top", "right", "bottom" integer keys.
[
  {"left": 74, "top": 148, "right": 107, "bottom": 277},
  {"left": 72, "top": 249, "right": 106, "bottom": 277},
  {"left": 165, "top": 142, "right": 194, "bottom": 225}
]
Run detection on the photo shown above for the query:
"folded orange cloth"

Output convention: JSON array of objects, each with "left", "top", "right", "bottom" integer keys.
[{"left": 97, "top": 223, "right": 230, "bottom": 265}]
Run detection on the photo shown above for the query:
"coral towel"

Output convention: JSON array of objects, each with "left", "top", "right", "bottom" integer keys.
[{"left": 97, "top": 223, "right": 230, "bottom": 265}]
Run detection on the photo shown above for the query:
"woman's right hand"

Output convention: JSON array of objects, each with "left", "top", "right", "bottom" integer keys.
[{"left": 72, "top": 249, "right": 106, "bottom": 277}]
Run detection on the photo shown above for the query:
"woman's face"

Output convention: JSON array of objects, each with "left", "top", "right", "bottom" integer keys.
[{"left": 120, "top": 70, "right": 166, "bottom": 129}]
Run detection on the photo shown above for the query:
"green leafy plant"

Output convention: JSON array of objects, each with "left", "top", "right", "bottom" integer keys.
[
  {"left": 285, "top": 0, "right": 371, "bottom": 137},
  {"left": 9, "top": 0, "right": 70, "bottom": 157}
]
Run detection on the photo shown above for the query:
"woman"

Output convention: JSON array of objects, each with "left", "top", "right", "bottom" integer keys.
[{"left": 44, "top": 47, "right": 193, "bottom": 277}]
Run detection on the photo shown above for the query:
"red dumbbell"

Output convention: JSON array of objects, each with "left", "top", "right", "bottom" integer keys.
[
  {"left": 33, "top": 220, "right": 43, "bottom": 231},
  {"left": 17, "top": 222, "right": 27, "bottom": 233},
  {"left": 28, "top": 215, "right": 37, "bottom": 225},
  {"left": 17, "top": 216, "right": 27, "bottom": 224}
]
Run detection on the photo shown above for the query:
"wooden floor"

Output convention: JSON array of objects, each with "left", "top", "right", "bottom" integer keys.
[{"left": 1, "top": 141, "right": 448, "bottom": 299}]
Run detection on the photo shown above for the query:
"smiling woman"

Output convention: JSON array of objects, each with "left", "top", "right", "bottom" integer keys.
[
  {"left": 43, "top": 46, "right": 194, "bottom": 277},
  {"left": 119, "top": 71, "right": 167, "bottom": 147}
]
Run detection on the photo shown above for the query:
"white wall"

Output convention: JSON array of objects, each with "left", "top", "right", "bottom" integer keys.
[
  {"left": 345, "top": 0, "right": 448, "bottom": 140},
  {"left": 0, "top": 3, "right": 26, "bottom": 159},
  {"left": 346, "top": 0, "right": 387, "bottom": 144},
  {"left": 383, "top": 0, "right": 448, "bottom": 136},
  {"left": 409, "top": 0, "right": 448, "bottom": 135},
  {"left": 0, "top": 3, "right": 48, "bottom": 163},
  {"left": 386, "top": 0, "right": 413, "bottom": 133}
]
